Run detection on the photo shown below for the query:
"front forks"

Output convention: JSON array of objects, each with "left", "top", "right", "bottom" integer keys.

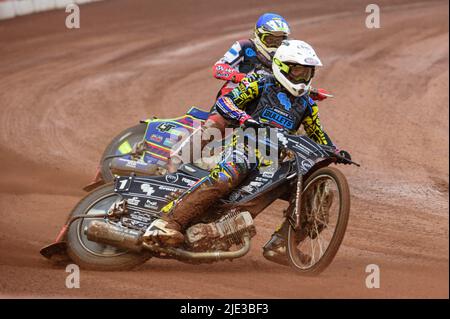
[{"left": 294, "top": 175, "right": 303, "bottom": 231}]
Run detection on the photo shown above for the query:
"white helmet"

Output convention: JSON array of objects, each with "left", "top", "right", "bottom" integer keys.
[{"left": 272, "top": 40, "right": 322, "bottom": 97}]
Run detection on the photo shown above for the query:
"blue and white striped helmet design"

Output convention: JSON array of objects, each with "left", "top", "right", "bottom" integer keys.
[{"left": 256, "top": 13, "right": 290, "bottom": 34}]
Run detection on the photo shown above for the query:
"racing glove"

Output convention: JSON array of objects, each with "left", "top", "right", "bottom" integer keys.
[
  {"left": 241, "top": 116, "right": 262, "bottom": 129},
  {"left": 231, "top": 72, "right": 246, "bottom": 83},
  {"left": 310, "top": 88, "right": 333, "bottom": 101},
  {"left": 336, "top": 150, "right": 352, "bottom": 164}
]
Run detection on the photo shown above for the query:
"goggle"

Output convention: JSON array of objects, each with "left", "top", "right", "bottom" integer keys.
[
  {"left": 259, "top": 33, "right": 287, "bottom": 48},
  {"left": 274, "top": 58, "right": 315, "bottom": 84}
]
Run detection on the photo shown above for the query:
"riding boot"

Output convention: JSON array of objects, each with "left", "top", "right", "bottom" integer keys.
[
  {"left": 144, "top": 177, "right": 234, "bottom": 247},
  {"left": 263, "top": 221, "right": 312, "bottom": 266},
  {"left": 144, "top": 135, "right": 251, "bottom": 247},
  {"left": 262, "top": 221, "right": 290, "bottom": 266}
]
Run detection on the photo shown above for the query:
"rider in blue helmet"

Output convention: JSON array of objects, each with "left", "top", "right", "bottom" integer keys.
[
  {"left": 254, "top": 13, "right": 291, "bottom": 61},
  {"left": 212, "top": 13, "right": 291, "bottom": 98}
]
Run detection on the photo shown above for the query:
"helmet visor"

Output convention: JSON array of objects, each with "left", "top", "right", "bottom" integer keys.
[
  {"left": 260, "top": 33, "right": 288, "bottom": 48},
  {"left": 286, "top": 64, "right": 314, "bottom": 84}
]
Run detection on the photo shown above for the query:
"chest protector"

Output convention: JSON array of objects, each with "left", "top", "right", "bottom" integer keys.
[{"left": 248, "top": 76, "right": 313, "bottom": 132}]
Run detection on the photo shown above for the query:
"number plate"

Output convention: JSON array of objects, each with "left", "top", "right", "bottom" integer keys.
[{"left": 114, "top": 176, "right": 132, "bottom": 192}]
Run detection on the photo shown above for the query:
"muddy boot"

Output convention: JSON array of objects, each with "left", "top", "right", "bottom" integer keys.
[
  {"left": 262, "top": 221, "right": 311, "bottom": 266},
  {"left": 262, "top": 232, "right": 290, "bottom": 266},
  {"left": 143, "top": 219, "right": 185, "bottom": 247},
  {"left": 144, "top": 179, "right": 232, "bottom": 247}
]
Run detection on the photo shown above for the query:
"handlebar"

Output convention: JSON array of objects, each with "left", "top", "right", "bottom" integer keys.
[{"left": 239, "top": 122, "right": 361, "bottom": 167}]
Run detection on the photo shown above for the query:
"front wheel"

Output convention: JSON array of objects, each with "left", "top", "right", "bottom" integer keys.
[
  {"left": 66, "top": 183, "right": 151, "bottom": 270},
  {"left": 286, "top": 166, "right": 350, "bottom": 275}
]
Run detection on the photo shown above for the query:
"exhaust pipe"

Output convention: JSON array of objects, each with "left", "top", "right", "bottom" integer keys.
[
  {"left": 86, "top": 220, "right": 252, "bottom": 261},
  {"left": 143, "top": 236, "right": 251, "bottom": 262},
  {"left": 85, "top": 220, "right": 143, "bottom": 252},
  {"left": 109, "top": 157, "right": 159, "bottom": 176}
]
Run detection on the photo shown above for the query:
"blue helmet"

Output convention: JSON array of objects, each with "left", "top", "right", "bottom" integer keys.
[{"left": 254, "top": 13, "right": 291, "bottom": 60}]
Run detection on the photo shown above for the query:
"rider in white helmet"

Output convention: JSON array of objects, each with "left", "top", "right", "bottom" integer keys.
[{"left": 144, "top": 40, "right": 351, "bottom": 266}]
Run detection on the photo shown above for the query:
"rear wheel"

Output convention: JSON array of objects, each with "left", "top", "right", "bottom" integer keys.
[
  {"left": 66, "top": 183, "right": 151, "bottom": 270},
  {"left": 286, "top": 166, "right": 350, "bottom": 275},
  {"left": 100, "top": 123, "right": 147, "bottom": 182}
]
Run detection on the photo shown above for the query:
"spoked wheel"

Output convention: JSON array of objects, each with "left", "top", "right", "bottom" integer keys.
[
  {"left": 286, "top": 166, "right": 350, "bottom": 275},
  {"left": 66, "top": 183, "right": 151, "bottom": 270},
  {"left": 100, "top": 123, "right": 147, "bottom": 182}
]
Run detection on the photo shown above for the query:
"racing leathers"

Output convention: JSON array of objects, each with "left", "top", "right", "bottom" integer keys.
[
  {"left": 214, "top": 74, "right": 334, "bottom": 144},
  {"left": 144, "top": 74, "right": 335, "bottom": 248},
  {"left": 213, "top": 39, "right": 272, "bottom": 97}
]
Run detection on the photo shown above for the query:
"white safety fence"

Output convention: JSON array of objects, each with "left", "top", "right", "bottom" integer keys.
[{"left": 0, "top": 0, "right": 103, "bottom": 20}]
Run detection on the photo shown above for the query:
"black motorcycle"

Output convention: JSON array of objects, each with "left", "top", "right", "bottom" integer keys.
[{"left": 41, "top": 130, "right": 359, "bottom": 275}]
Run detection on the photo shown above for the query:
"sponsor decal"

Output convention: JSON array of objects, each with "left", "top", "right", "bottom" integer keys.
[
  {"left": 261, "top": 165, "right": 277, "bottom": 178},
  {"left": 249, "top": 181, "right": 264, "bottom": 188},
  {"left": 163, "top": 138, "right": 176, "bottom": 148},
  {"left": 255, "top": 177, "right": 269, "bottom": 182},
  {"left": 129, "top": 213, "right": 152, "bottom": 223},
  {"left": 261, "top": 109, "right": 294, "bottom": 129},
  {"left": 262, "top": 171, "right": 275, "bottom": 178},
  {"left": 122, "top": 218, "right": 143, "bottom": 227},
  {"left": 150, "top": 134, "right": 163, "bottom": 143},
  {"left": 165, "top": 174, "right": 179, "bottom": 183},
  {"left": 157, "top": 123, "right": 177, "bottom": 133},
  {"left": 126, "top": 160, "right": 137, "bottom": 168},
  {"left": 182, "top": 177, "right": 196, "bottom": 187},
  {"left": 228, "top": 47, "right": 238, "bottom": 56},
  {"left": 277, "top": 92, "right": 292, "bottom": 111},
  {"left": 304, "top": 57, "right": 319, "bottom": 65},
  {"left": 144, "top": 199, "right": 158, "bottom": 210},
  {"left": 159, "top": 185, "right": 179, "bottom": 192},
  {"left": 127, "top": 197, "right": 140, "bottom": 206},
  {"left": 245, "top": 48, "right": 256, "bottom": 57},
  {"left": 216, "top": 72, "right": 230, "bottom": 78},
  {"left": 228, "top": 191, "right": 241, "bottom": 201},
  {"left": 183, "top": 165, "right": 196, "bottom": 173},
  {"left": 301, "top": 159, "right": 315, "bottom": 171},
  {"left": 276, "top": 132, "right": 289, "bottom": 147},
  {"left": 141, "top": 183, "right": 155, "bottom": 196},
  {"left": 241, "top": 185, "right": 256, "bottom": 194}
]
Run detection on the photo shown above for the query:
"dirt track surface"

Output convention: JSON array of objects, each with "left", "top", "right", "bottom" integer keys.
[{"left": 0, "top": 0, "right": 448, "bottom": 298}]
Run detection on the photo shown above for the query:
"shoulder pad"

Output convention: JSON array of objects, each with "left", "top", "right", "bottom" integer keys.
[
  {"left": 238, "top": 39, "right": 257, "bottom": 58},
  {"left": 237, "top": 39, "right": 255, "bottom": 49}
]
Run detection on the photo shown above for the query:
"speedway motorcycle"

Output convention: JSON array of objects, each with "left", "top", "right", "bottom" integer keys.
[
  {"left": 83, "top": 107, "right": 211, "bottom": 192},
  {"left": 41, "top": 129, "right": 359, "bottom": 275}
]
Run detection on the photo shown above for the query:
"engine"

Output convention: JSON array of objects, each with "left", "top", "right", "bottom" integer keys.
[{"left": 185, "top": 210, "right": 256, "bottom": 251}]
